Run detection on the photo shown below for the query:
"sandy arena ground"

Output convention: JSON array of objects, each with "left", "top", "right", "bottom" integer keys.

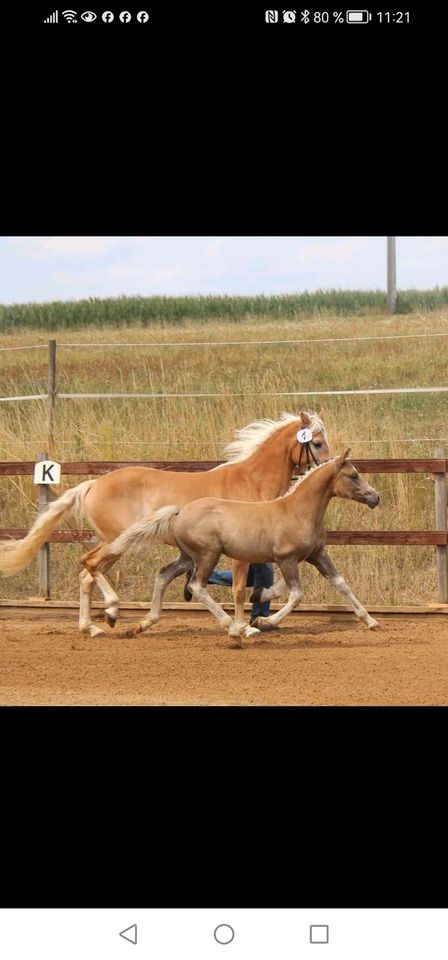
[{"left": 1, "top": 609, "right": 448, "bottom": 705}]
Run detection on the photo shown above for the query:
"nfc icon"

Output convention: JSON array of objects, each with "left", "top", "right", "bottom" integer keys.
[{"left": 265, "top": 9, "right": 278, "bottom": 21}]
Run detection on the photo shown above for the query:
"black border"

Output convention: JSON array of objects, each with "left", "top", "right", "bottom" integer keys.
[{"left": 1, "top": 706, "right": 445, "bottom": 907}]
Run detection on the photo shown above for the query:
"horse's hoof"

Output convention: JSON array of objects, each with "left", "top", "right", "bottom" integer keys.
[
  {"left": 228, "top": 622, "right": 245, "bottom": 638},
  {"left": 124, "top": 625, "right": 142, "bottom": 638},
  {"left": 105, "top": 612, "right": 117, "bottom": 628},
  {"left": 244, "top": 625, "right": 261, "bottom": 639},
  {"left": 367, "top": 617, "right": 379, "bottom": 629},
  {"left": 251, "top": 618, "right": 279, "bottom": 632}
]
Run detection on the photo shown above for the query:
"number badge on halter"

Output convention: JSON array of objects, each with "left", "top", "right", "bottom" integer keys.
[{"left": 297, "top": 428, "right": 313, "bottom": 444}]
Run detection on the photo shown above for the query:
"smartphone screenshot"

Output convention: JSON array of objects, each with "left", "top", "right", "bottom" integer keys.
[{"left": 1, "top": 0, "right": 446, "bottom": 949}]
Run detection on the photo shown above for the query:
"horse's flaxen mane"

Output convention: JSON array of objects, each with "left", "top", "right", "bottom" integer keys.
[
  {"left": 220, "top": 411, "right": 327, "bottom": 465},
  {"left": 280, "top": 457, "right": 335, "bottom": 498}
]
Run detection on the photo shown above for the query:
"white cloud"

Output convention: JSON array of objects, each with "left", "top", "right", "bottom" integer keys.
[
  {"left": 296, "top": 238, "right": 367, "bottom": 263},
  {"left": 400, "top": 259, "right": 432, "bottom": 269},
  {"left": 146, "top": 265, "right": 189, "bottom": 284},
  {"left": 422, "top": 237, "right": 448, "bottom": 251},
  {"left": 7, "top": 236, "right": 134, "bottom": 258}
]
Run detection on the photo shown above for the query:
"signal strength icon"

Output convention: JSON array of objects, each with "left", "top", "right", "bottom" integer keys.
[
  {"left": 62, "top": 9, "right": 78, "bottom": 20},
  {"left": 44, "top": 9, "right": 59, "bottom": 20}
]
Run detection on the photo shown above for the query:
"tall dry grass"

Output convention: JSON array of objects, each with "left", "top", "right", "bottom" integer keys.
[{"left": 1, "top": 307, "right": 447, "bottom": 606}]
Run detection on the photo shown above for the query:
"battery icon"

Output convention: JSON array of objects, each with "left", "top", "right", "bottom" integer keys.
[{"left": 346, "top": 9, "right": 371, "bottom": 21}]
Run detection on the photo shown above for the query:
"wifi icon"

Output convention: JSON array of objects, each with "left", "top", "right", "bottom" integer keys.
[{"left": 62, "top": 9, "right": 78, "bottom": 20}]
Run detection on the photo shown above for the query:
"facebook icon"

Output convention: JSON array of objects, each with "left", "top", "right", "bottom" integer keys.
[{"left": 102, "top": 10, "right": 114, "bottom": 21}]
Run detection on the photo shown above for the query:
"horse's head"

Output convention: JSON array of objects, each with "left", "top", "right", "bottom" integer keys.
[
  {"left": 332, "top": 449, "right": 380, "bottom": 509},
  {"left": 291, "top": 410, "right": 331, "bottom": 474}
]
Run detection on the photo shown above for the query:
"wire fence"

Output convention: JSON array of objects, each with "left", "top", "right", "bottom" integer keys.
[
  {"left": 2, "top": 330, "right": 448, "bottom": 352},
  {"left": 2, "top": 387, "right": 448, "bottom": 403},
  {"left": 1, "top": 337, "right": 448, "bottom": 445}
]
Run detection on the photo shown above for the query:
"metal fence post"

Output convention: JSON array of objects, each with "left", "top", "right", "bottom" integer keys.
[
  {"left": 36, "top": 449, "right": 51, "bottom": 599},
  {"left": 434, "top": 448, "right": 448, "bottom": 602}
]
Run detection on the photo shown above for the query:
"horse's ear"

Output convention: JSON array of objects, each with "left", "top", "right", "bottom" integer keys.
[
  {"left": 300, "top": 410, "right": 311, "bottom": 427},
  {"left": 336, "top": 448, "right": 351, "bottom": 468}
]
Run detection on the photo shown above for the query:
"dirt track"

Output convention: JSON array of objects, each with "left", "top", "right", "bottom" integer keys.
[{"left": 1, "top": 610, "right": 448, "bottom": 705}]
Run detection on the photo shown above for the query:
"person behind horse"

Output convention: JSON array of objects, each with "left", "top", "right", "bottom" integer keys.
[{"left": 206, "top": 563, "right": 275, "bottom": 627}]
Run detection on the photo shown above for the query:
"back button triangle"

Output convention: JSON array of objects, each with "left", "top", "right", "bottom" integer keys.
[{"left": 119, "top": 924, "right": 137, "bottom": 945}]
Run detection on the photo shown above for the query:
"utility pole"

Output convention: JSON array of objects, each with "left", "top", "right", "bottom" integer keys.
[{"left": 387, "top": 236, "right": 397, "bottom": 313}]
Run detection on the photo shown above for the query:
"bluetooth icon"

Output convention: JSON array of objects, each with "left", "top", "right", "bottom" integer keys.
[{"left": 300, "top": 8, "right": 310, "bottom": 21}]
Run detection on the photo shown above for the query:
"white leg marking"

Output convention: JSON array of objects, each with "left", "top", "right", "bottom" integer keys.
[
  {"left": 253, "top": 585, "right": 304, "bottom": 629},
  {"left": 330, "top": 575, "right": 378, "bottom": 628},
  {"left": 79, "top": 570, "right": 106, "bottom": 638},
  {"left": 94, "top": 571, "right": 120, "bottom": 626},
  {"left": 191, "top": 582, "right": 233, "bottom": 631}
]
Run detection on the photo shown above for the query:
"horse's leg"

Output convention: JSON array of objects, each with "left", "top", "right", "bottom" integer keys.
[
  {"left": 187, "top": 553, "right": 259, "bottom": 640},
  {"left": 79, "top": 569, "right": 107, "bottom": 638},
  {"left": 307, "top": 547, "right": 378, "bottom": 629},
  {"left": 80, "top": 543, "right": 121, "bottom": 626},
  {"left": 250, "top": 573, "right": 287, "bottom": 604},
  {"left": 94, "top": 568, "right": 120, "bottom": 627},
  {"left": 229, "top": 560, "right": 250, "bottom": 638},
  {"left": 251, "top": 558, "right": 303, "bottom": 630},
  {"left": 131, "top": 552, "right": 193, "bottom": 636}
]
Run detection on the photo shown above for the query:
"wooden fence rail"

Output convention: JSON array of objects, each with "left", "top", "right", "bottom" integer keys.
[
  {"left": 0, "top": 458, "right": 447, "bottom": 601},
  {"left": 0, "top": 458, "right": 447, "bottom": 475}
]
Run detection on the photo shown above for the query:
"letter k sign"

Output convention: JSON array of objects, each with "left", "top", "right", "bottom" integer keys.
[{"left": 33, "top": 460, "right": 62, "bottom": 485}]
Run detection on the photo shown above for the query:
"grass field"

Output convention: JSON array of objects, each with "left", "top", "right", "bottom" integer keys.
[{"left": 1, "top": 296, "right": 447, "bottom": 607}]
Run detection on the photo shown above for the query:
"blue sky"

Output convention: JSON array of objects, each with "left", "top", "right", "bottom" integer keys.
[{"left": 1, "top": 236, "right": 447, "bottom": 304}]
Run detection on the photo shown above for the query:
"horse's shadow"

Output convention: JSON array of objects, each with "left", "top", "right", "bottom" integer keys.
[
  {"left": 229, "top": 637, "right": 390, "bottom": 651},
  {"left": 113, "top": 621, "right": 397, "bottom": 651}
]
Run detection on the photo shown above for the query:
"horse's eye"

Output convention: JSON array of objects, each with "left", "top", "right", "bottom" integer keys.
[
  {"left": 313, "top": 442, "right": 322, "bottom": 448},
  {"left": 351, "top": 474, "right": 358, "bottom": 481}
]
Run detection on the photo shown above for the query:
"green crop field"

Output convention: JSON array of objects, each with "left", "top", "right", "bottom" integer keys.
[
  {"left": 2, "top": 287, "right": 448, "bottom": 331},
  {"left": 1, "top": 293, "right": 447, "bottom": 607}
]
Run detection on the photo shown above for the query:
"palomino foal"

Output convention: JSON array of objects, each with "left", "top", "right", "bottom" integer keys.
[{"left": 116, "top": 452, "right": 380, "bottom": 641}]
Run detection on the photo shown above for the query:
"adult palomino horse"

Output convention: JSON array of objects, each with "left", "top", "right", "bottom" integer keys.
[
  {"left": 0, "top": 411, "right": 330, "bottom": 638},
  {"left": 110, "top": 452, "right": 380, "bottom": 641}
]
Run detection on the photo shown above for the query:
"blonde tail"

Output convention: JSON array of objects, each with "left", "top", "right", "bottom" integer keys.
[
  {"left": 0, "top": 479, "right": 95, "bottom": 577},
  {"left": 108, "top": 505, "right": 181, "bottom": 557}
]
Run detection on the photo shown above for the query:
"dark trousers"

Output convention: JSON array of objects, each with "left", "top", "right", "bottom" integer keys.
[{"left": 208, "top": 563, "right": 274, "bottom": 619}]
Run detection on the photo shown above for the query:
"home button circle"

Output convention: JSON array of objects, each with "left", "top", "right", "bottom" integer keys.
[{"left": 214, "top": 924, "right": 235, "bottom": 945}]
